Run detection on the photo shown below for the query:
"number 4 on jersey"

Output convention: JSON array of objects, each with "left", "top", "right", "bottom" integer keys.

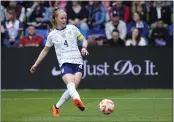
[{"left": 64, "top": 40, "right": 68, "bottom": 47}]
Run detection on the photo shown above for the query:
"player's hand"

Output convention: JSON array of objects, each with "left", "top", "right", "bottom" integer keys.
[
  {"left": 30, "top": 65, "right": 37, "bottom": 74},
  {"left": 81, "top": 47, "right": 89, "bottom": 56}
]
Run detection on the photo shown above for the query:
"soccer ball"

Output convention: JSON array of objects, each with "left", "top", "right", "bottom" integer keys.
[{"left": 99, "top": 99, "right": 115, "bottom": 115}]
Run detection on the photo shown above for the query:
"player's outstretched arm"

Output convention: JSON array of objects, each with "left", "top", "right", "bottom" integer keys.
[{"left": 30, "top": 46, "right": 51, "bottom": 73}]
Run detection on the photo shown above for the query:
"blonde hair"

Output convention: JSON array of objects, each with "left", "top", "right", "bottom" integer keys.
[{"left": 51, "top": 7, "right": 66, "bottom": 28}]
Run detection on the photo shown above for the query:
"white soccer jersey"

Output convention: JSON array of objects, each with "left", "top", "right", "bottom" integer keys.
[{"left": 46, "top": 25, "right": 83, "bottom": 67}]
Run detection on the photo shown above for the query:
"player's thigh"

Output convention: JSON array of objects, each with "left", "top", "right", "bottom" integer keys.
[
  {"left": 62, "top": 74, "right": 75, "bottom": 84},
  {"left": 74, "top": 72, "right": 82, "bottom": 88},
  {"left": 61, "top": 63, "right": 75, "bottom": 84}
]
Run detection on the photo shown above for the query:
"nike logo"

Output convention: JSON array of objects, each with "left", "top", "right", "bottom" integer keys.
[{"left": 52, "top": 67, "right": 61, "bottom": 76}]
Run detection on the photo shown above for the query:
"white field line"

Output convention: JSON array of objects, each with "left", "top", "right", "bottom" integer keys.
[{"left": 1, "top": 97, "right": 172, "bottom": 101}]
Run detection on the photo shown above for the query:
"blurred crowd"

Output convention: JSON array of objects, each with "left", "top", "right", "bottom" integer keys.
[{"left": 1, "top": 1, "right": 173, "bottom": 47}]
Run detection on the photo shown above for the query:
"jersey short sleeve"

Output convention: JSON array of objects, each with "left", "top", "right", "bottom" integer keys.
[{"left": 45, "top": 32, "right": 53, "bottom": 47}]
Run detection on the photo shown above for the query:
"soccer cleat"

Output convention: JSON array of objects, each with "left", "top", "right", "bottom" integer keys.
[
  {"left": 51, "top": 105, "right": 60, "bottom": 117},
  {"left": 74, "top": 98, "right": 85, "bottom": 111}
]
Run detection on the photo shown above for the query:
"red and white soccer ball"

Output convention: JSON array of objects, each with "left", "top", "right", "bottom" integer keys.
[{"left": 99, "top": 99, "right": 115, "bottom": 115}]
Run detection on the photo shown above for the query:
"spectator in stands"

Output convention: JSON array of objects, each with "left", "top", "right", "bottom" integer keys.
[
  {"left": 7, "top": 1, "right": 26, "bottom": 23},
  {"left": 151, "top": 19, "right": 169, "bottom": 46},
  {"left": 1, "top": 5, "right": 6, "bottom": 23},
  {"left": 127, "top": 12, "right": 149, "bottom": 38},
  {"left": 125, "top": 27, "right": 147, "bottom": 46},
  {"left": 109, "top": 1, "right": 130, "bottom": 23},
  {"left": 145, "top": 1, "right": 153, "bottom": 13},
  {"left": 101, "top": 1, "right": 111, "bottom": 22},
  {"left": 18, "top": 25, "right": 43, "bottom": 47},
  {"left": 131, "top": 1, "right": 147, "bottom": 21},
  {"left": 105, "top": 10, "right": 127, "bottom": 41},
  {"left": 95, "top": 36, "right": 105, "bottom": 46},
  {"left": 87, "top": 35, "right": 96, "bottom": 46},
  {"left": 87, "top": 35, "right": 105, "bottom": 46},
  {"left": 54, "top": 1, "right": 67, "bottom": 10},
  {"left": 26, "top": 1, "right": 48, "bottom": 29},
  {"left": 3, "top": 7, "right": 24, "bottom": 47},
  {"left": 88, "top": 1, "right": 105, "bottom": 30},
  {"left": 1, "top": 4, "right": 6, "bottom": 46},
  {"left": 166, "top": 1, "right": 173, "bottom": 14},
  {"left": 66, "top": 1, "right": 89, "bottom": 38},
  {"left": 104, "top": 29, "right": 124, "bottom": 46},
  {"left": 149, "top": 1, "right": 171, "bottom": 28}
]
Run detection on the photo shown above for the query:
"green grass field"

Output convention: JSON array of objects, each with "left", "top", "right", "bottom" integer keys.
[{"left": 1, "top": 89, "right": 173, "bottom": 122}]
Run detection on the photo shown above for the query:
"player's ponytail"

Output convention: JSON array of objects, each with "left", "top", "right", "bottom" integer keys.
[{"left": 51, "top": 7, "right": 59, "bottom": 28}]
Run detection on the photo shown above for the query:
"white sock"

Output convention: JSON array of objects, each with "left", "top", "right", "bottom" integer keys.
[
  {"left": 67, "top": 82, "right": 80, "bottom": 100},
  {"left": 56, "top": 90, "right": 71, "bottom": 109}
]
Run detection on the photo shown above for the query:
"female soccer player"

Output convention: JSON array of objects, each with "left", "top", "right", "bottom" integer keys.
[{"left": 30, "top": 7, "right": 89, "bottom": 117}]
